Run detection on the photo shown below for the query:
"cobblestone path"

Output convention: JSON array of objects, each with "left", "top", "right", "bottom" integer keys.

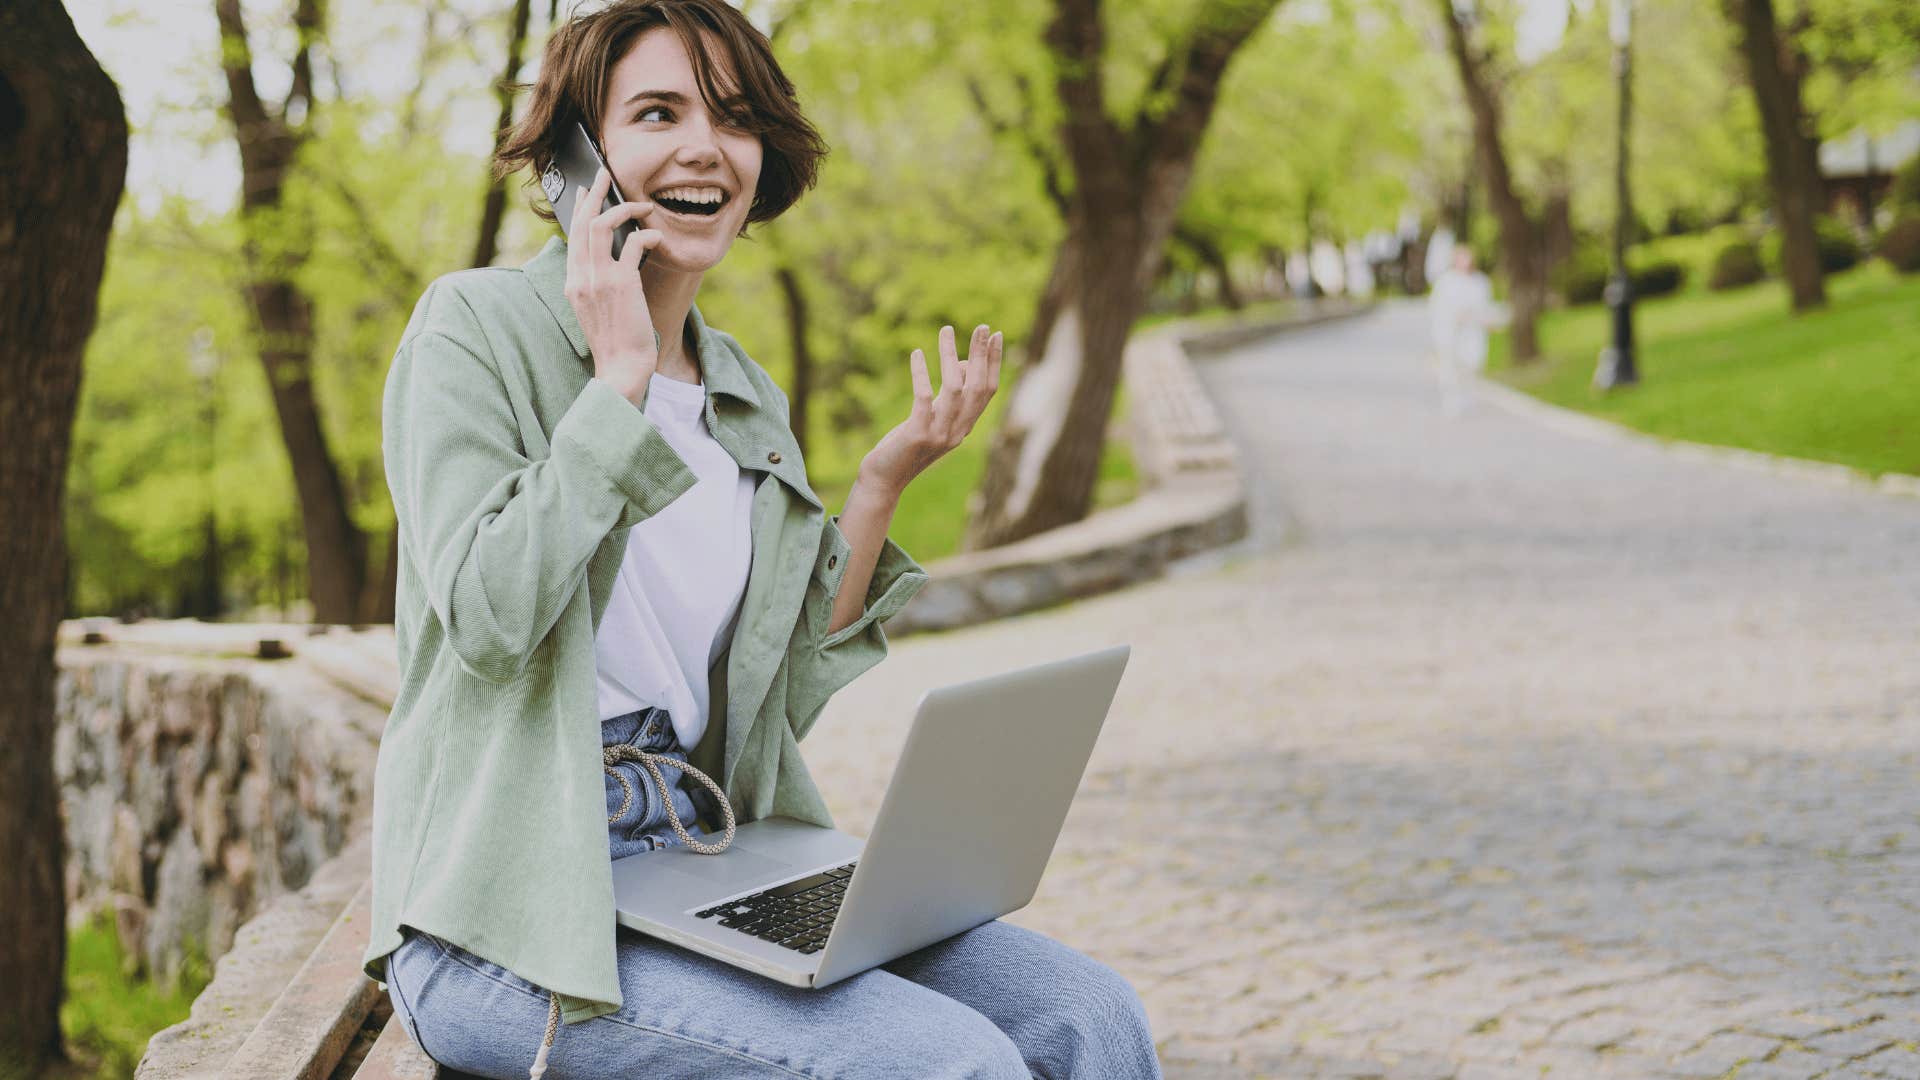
[{"left": 802, "top": 302, "right": 1920, "bottom": 1079}]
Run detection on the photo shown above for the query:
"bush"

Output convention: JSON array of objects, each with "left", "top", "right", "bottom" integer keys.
[
  {"left": 1631, "top": 258, "right": 1686, "bottom": 299},
  {"left": 1879, "top": 216, "right": 1920, "bottom": 274},
  {"left": 1557, "top": 248, "right": 1611, "bottom": 306},
  {"left": 1708, "top": 239, "right": 1765, "bottom": 290},
  {"left": 1892, "top": 155, "right": 1920, "bottom": 212},
  {"left": 1557, "top": 248, "right": 1686, "bottom": 305},
  {"left": 1761, "top": 217, "right": 1863, "bottom": 275}
]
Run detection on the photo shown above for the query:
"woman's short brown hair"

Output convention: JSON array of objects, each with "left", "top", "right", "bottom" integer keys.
[{"left": 491, "top": 0, "right": 826, "bottom": 235}]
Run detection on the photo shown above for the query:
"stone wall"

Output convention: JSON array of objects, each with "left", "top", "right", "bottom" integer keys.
[{"left": 54, "top": 643, "right": 386, "bottom": 988}]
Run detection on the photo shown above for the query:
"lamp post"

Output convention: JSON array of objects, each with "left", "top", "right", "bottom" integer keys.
[
  {"left": 187, "top": 328, "right": 221, "bottom": 619},
  {"left": 1594, "top": 0, "right": 1637, "bottom": 389}
]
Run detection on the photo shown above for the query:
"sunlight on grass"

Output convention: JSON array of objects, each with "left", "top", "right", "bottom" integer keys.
[{"left": 1490, "top": 263, "right": 1920, "bottom": 477}]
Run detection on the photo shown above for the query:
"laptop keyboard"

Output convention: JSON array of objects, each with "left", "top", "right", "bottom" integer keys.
[{"left": 694, "top": 861, "right": 858, "bottom": 955}]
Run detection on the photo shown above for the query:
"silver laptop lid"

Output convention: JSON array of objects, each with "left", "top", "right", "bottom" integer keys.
[{"left": 813, "top": 643, "right": 1131, "bottom": 987}]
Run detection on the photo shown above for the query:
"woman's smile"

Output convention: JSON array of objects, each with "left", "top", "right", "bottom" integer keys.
[{"left": 647, "top": 182, "right": 733, "bottom": 223}]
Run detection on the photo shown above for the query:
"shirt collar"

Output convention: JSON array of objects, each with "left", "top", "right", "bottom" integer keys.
[{"left": 521, "top": 234, "right": 762, "bottom": 410}]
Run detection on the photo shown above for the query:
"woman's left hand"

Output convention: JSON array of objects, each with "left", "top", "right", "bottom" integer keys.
[{"left": 858, "top": 323, "right": 1004, "bottom": 498}]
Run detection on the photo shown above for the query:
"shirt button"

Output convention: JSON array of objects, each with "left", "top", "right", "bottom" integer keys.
[
  {"left": 767, "top": 451, "right": 782, "bottom": 464},
  {"left": 827, "top": 555, "right": 837, "bottom": 569}
]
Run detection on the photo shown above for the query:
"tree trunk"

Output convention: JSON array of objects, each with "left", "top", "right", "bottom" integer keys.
[
  {"left": 1403, "top": 233, "right": 1429, "bottom": 294},
  {"left": 345, "top": 0, "right": 542, "bottom": 628},
  {"left": 0, "top": 2, "right": 127, "bottom": 1072},
  {"left": 1542, "top": 182, "right": 1575, "bottom": 301},
  {"left": 1178, "top": 225, "right": 1242, "bottom": 310},
  {"left": 471, "top": 0, "right": 532, "bottom": 272},
  {"left": 1439, "top": 0, "right": 1547, "bottom": 361},
  {"left": 964, "top": 232, "right": 1082, "bottom": 551},
  {"left": 1727, "top": 0, "right": 1826, "bottom": 311},
  {"left": 967, "top": 0, "right": 1280, "bottom": 549},
  {"left": 215, "top": 0, "right": 369, "bottom": 623},
  {"left": 773, "top": 262, "right": 814, "bottom": 458}
]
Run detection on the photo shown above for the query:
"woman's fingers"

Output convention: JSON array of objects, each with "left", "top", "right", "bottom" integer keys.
[
  {"left": 967, "top": 323, "right": 988, "bottom": 364},
  {"left": 596, "top": 199, "right": 655, "bottom": 233},
  {"left": 573, "top": 167, "right": 604, "bottom": 232},
  {"left": 908, "top": 348, "right": 933, "bottom": 416},
  {"left": 570, "top": 167, "right": 610, "bottom": 256},
  {"left": 614, "top": 220, "right": 660, "bottom": 271},
  {"left": 937, "top": 324, "right": 962, "bottom": 411}
]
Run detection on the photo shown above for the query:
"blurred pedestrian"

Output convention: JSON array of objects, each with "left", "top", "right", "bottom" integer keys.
[{"left": 1427, "top": 246, "right": 1505, "bottom": 415}]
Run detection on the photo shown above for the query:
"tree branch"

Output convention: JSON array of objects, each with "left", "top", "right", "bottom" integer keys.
[
  {"left": 966, "top": 73, "right": 1068, "bottom": 214},
  {"left": 286, "top": 0, "right": 324, "bottom": 124},
  {"left": 317, "top": 165, "right": 423, "bottom": 300},
  {"left": 1129, "top": 0, "right": 1279, "bottom": 178},
  {"left": 214, "top": 0, "right": 269, "bottom": 142},
  {"left": 1047, "top": 0, "right": 1128, "bottom": 206}
]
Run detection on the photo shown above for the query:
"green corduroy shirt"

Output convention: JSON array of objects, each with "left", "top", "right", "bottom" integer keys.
[{"left": 360, "top": 234, "right": 929, "bottom": 1025}]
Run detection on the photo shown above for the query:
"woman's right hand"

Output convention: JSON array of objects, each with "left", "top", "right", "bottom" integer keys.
[{"left": 565, "top": 165, "right": 666, "bottom": 407}]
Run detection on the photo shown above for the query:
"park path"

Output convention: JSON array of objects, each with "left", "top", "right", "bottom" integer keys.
[{"left": 803, "top": 301, "right": 1920, "bottom": 1079}]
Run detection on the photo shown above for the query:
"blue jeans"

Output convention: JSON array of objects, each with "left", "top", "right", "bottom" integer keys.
[
  {"left": 383, "top": 707, "right": 1162, "bottom": 1078},
  {"left": 600, "top": 706, "right": 718, "bottom": 859}
]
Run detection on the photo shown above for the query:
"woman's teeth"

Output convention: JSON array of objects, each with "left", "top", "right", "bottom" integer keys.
[{"left": 652, "top": 187, "right": 726, "bottom": 217}]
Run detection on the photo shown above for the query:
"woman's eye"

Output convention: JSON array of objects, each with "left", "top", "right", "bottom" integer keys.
[{"left": 635, "top": 105, "right": 670, "bottom": 123}]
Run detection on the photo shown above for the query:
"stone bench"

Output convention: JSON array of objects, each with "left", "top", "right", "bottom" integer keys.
[
  {"left": 222, "top": 879, "right": 434, "bottom": 1080},
  {"left": 136, "top": 830, "right": 469, "bottom": 1080}
]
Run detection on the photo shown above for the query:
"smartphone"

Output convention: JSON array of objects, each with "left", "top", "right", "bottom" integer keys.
[{"left": 540, "top": 120, "right": 644, "bottom": 265}]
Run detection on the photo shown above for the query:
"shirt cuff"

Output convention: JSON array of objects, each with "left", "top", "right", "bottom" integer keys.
[
  {"left": 553, "top": 377, "right": 697, "bottom": 529},
  {"left": 814, "top": 514, "right": 929, "bottom": 650}
]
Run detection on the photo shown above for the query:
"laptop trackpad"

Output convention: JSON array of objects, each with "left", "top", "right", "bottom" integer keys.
[{"left": 649, "top": 845, "right": 792, "bottom": 886}]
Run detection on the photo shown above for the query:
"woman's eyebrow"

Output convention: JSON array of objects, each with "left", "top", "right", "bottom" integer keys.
[{"left": 622, "top": 89, "right": 749, "bottom": 109}]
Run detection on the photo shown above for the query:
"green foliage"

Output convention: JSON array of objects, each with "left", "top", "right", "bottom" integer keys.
[
  {"left": 1708, "top": 239, "right": 1767, "bottom": 290},
  {"left": 65, "top": 201, "right": 296, "bottom": 617},
  {"left": 1181, "top": 0, "right": 1428, "bottom": 257},
  {"left": 1631, "top": 259, "right": 1687, "bottom": 299},
  {"left": 46, "top": 909, "right": 209, "bottom": 1079},
  {"left": 1878, "top": 215, "right": 1920, "bottom": 273},
  {"left": 1797, "top": 0, "right": 1920, "bottom": 143},
  {"left": 1633, "top": 223, "right": 1758, "bottom": 292},
  {"left": 1891, "top": 154, "right": 1920, "bottom": 212},
  {"left": 1759, "top": 217, "right": 1865, "bottom": 275},
  {"left": 1492, "top": 263, "right": 1920, "bottom": 477},
  {"left": 809, "top": 381, "right": 1136, "bottom": 562},
  {"left": 1558, "top": 247, "right": 1689, "bottom": 305},
  {"left": 65, "top": 0, "right": 1920, "bottom": 616},
  {"left": 1557, "top": 248, "right": 1612, "bottom": 306},
  {"left": 1496, "top": 1, "right": 1765, "bottom": 236}
]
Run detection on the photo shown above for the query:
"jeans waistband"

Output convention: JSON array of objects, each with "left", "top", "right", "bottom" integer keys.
[{"left": 602, "top": 705, "right": 678, "bottom": 753}]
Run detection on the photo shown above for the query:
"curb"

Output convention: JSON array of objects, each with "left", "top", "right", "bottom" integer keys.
[
  {"left": 1472, "top": 374, "right": 1920, "bottom": 501},
  {"left": 888, "top": 300, "right": 1369, "bottom": 637}
]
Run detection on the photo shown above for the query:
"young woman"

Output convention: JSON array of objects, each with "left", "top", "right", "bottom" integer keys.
[{"left": 360, "top": 1, "right": 1161, "bottom": 1076}]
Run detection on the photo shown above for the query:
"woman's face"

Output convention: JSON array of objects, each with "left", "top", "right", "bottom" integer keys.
[{"left": 596, "top": 26, "right": 762, "bottom": 273}]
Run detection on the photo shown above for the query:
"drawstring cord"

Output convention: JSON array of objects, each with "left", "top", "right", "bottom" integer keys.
[{"left": 529, "top": 746, "right": 736, "bottom": 1079}]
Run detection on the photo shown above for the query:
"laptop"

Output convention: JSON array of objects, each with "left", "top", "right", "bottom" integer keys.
[{"left": 610, "top": 643, "right": 1131, "bottom": 988}]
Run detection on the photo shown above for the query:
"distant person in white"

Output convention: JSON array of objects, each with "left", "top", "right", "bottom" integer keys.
[{"left": 1427, "top": 245, "right": 1505, "bottom": 416}]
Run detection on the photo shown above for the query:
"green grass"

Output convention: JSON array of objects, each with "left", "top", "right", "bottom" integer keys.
[
  {"left": 8, "top": 910, "right": 212, "bottom": 1080},
  {"left": 1490, "top": 262, "right": 1920, "bottom": 478}
]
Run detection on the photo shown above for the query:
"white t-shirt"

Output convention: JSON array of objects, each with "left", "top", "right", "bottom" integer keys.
[{"left": 593, "top": 370, "right": 756, "bottom": 753}]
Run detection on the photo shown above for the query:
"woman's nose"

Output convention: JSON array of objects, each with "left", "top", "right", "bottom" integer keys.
[{"left": 675, "top": 116, "right": 721, "bottom": 167}]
